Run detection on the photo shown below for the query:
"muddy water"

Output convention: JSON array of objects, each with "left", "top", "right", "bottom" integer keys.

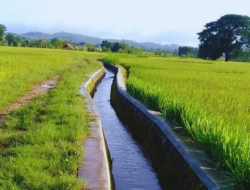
[{"left": 93, "top": 69, "right": 162, "bottom": 190}]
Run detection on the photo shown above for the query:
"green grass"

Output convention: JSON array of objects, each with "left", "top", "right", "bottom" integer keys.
[
  {"left": 104, "top": 55, "right": 250, "bottom": 188},
  {"left": 0, "top": 47, "right": 103, "bottom": 189},
  {"left": 0, "top": 46, "right": 106, "bottom": 112}
]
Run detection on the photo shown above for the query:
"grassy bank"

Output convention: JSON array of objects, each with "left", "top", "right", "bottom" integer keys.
[
  {"left": 104, "top": 55, "right": 250, "bottom": 188},
  {"left": 0, "top": 47, "right": 102, "bottom": 189}
]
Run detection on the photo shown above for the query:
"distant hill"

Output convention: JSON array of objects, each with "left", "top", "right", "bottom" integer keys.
[
  {"left": 20, "top": 32, "right": 180, "bottom": 52},
  {"left": 20, "top": 32, "right": 52, "bottom": 40}
]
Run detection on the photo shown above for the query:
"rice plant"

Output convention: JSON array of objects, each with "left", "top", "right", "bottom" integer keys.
[{"left": 104, "top": 55, "right": 250, "bottom": 189}]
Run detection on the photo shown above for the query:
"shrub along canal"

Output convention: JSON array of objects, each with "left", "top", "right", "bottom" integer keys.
[{"left": 93, "top": 69, "right": 162, "bottom": 190}]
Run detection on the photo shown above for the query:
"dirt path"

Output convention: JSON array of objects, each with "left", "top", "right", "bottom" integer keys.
[{"left": 0, "top": 75, "right": 60, "bottom": 126}]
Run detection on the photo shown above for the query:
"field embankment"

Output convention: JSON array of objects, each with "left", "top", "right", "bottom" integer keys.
[
  {"left": 104, "top": 55, "right": 250, "bottom": 189},
  {"left": 0, "top": 47, "right": 104, "bottom": 189}
]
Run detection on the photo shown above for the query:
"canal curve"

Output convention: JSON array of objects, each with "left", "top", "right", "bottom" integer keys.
[{"left": 93, "top": 68, "right": 162, "bottom": 190}]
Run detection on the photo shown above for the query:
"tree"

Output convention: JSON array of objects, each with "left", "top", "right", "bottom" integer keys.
[
  {"left": 111, "top": 42, "right": 120, "bottom": 52},
  {"left": 5, "top": 33, "right": 15, "bottom": 46},
  {"left": 231, "top": 46, "right": 250, "bottom": 62},
  {"left": 13, "top": 36, "right": 22, "bottom": 47},
  {"left": 198, "top": 34, "right": 223, "bottom": 60},
  {"left": 101, "top": 40, "right": 111, "bottom": 52},
  {"left": 33, "top": 39, "right": 48, "bottom": 48},
  {"left": 198, "top": 14, "right": 250, "bottom": 61},
  {"left": 178, "top": 46, "right": 198, "bottom": 57},
  {"left": 50, "top": 38, "right": 66, "bottom": 49},
  {"left": 5, "top": 33, "right": 22, "bottom": 46},
  {"left": 86, "top": 43, "right": 96, "bottom": 52},
  {"left": 12, "top": 36, "right": 20, "bottom": 47},
  {"left": 0, "top": 24, "right": 6, "bottom": 45},
  {"left": 154, "top": 49, "right": 162, "bottom": 56},
  {"left": 21, "top": 39, "right": 30, "bottom": 47},
  {"left": 101, "top": 40, "right": 143, "bottom": 54}
]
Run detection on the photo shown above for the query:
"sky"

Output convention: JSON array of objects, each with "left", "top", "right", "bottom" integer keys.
[{"left": 1, "top": 0, "right": 250, "bottom": 46}]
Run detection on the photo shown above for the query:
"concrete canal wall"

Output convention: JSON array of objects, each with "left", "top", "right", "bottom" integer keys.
[{"left": 78, "top": 68, "right": 114, "bottom": 190}]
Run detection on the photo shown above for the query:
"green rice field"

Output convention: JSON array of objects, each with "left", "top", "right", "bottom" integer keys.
[
  {"left": 2, "top": 46, "right": 250, "bottom": 189},
  {"left": 104, "top": 55, "right": 250, "bottom": 188}
]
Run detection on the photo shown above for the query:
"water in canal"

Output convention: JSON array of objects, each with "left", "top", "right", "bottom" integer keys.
[{"left": 93, "top": 69, "right": 162, "bottom": 190}]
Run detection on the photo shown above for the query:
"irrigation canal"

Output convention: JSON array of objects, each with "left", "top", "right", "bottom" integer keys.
[{"left": 93, "top": 69, "right": 162, "bottom": 190}]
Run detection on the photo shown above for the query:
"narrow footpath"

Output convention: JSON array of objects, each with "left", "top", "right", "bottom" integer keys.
[{"left": 0, "top": 75, "right": 59, "bottom": 126}]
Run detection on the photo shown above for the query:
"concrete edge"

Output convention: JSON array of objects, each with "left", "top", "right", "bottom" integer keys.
[
  {"left": 104, "top": 62, "right": 238, "bottom": 190},
  {"left": 78, "top": 68, "right": 114, "bottom": 190}
]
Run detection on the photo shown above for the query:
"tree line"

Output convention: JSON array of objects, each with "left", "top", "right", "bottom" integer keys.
[
  {"left": 0, "top": 25, "right": 69, "bottom": 49},
  {"left": 0, "top": 25, "right": 145, "bottom": 54},
  {"left": 0, "top": 24, "right": 177, "bottom": 56},
  {"left": 101, "top": 40, "right": 142, "bottom": 54},
  {"left": 178, "top": 46, "right": 199, "bottom": 57},
  {"left": 3, "top": 15, "right": 250, "bottom": 62}
]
